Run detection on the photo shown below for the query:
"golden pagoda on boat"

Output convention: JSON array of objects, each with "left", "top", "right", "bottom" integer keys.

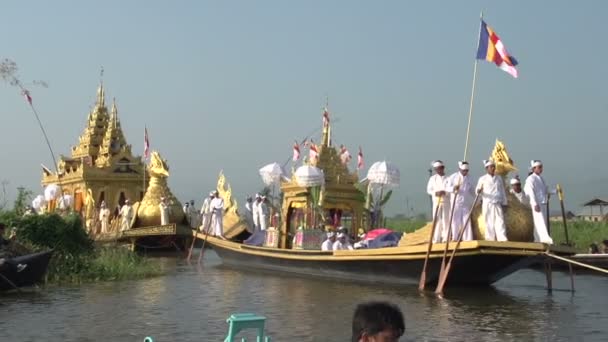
[{"left": 41, "top": 81, "right": 186, "bottom": 244}]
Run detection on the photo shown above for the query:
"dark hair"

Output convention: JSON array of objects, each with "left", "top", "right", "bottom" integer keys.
[
  {"left": 589, "top": 243, "right": 600, "bottom": 254},
  {"left": 602, "top": 240, "right": 608, "bottom": 246},
  {"left": 352, "top": 302, "right": 405, "bottom": 342}
]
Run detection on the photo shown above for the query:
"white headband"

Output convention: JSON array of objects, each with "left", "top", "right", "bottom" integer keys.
[
  {"left": 530, "top": 160, "right": 542, "bottom": 168},
  {"left": 458, "top": 161, "right": 469, "bottom": 170},
  {"left": 510, "top": 178, "right": 520, "bottom": 185},
  {"left": 431, "top": 160, "right": 444, "bottom": 168},
  {"left": 483, "top": 159, "right": 495, "bottom": 168}
]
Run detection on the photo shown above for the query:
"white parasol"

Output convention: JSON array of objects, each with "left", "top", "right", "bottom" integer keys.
[
  {"left": 259, "top": 162, "right": 286, "bottom": 186},
  {"left": 295, "top": 165, "right": 324, "bottom": 187},
  {"left": 366, "top": 161, "right": 400, "bottom": 187},
  {"left": 31, "top": 195, "right": 46, "bottom": 211},
  {"left": 58, "top": 194, "right": 73, "bottom": 209},
  {"left": 44, "top": 184, "right": 61, "bottom": 201}
]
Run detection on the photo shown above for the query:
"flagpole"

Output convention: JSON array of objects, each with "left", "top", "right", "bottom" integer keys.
[
  {"left": 463, "top": 11, "right": 484, "bottom": 161},
  {"left": 142, "top": 126, "right": 146, "bottom": 200}
]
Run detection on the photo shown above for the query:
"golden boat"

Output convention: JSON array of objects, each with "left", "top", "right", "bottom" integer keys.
[{"left": 200, "top": 109, "right": 576, "bottom": 287}]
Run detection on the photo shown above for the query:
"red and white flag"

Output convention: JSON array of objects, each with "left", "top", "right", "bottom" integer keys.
[
  {"left": 143, "top": 127, "right": 150, "bottom": 160},
  {"left": 292, "top": 140, "right": 300, "bottom": 161},
  {"left": 340, "top": 144, "right": 351, "bottom": 165},
  {"left": 322, "top": 106, "right": 330, "bottom": 128},
  {"left": 308, "top": 139, "right": 318, "bottom": 163},
  {"left": 357, "top": 146, "right": 364, "bottom": 169},
  {"left": 22, "top": 90, "right": 32, "bottom": 105}
]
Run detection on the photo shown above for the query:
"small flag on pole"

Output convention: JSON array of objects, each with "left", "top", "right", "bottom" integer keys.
[
  {"left": 340, "top": 145, "right": 351, "bottom": 165},
  {"left": 308, "top": 139, "right": 318, "bottom": 163},
  {"left": 322, "top": 106, "right": 330, "bottom": 128},
  {"left": 143, "top": 127, "right": 150, "bottom": 160},
  {"left": 22, "top": 89, "right": 32, "bottom": 105},
  {"left": 292, "top": 140, "right": 300, "bottom": 161},
  {"left": 357, "top": 146, "right": 364, "bottom": 169},
  {"left": 476, "top": 20, "right": 519, "bottom": 78}
]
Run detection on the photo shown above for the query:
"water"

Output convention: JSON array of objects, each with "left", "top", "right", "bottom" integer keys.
[{"left": 1, "top": 251, "right": 607, "bottom": 342}]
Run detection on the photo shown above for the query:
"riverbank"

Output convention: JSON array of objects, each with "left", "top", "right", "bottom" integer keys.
[{"left": 1, "top": 210, "right": 165, "bottom": 284}]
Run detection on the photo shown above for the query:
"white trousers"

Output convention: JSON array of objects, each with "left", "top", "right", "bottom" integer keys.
[
  {"left": 451, "top": 203, "right": 473, "bottom": 241},
  {"left": 252, "top": 212, "right": 260, "bottom": 231},
  {"left": 213, "top": 213, "right": 224, "bottom": 237},
  {"left": 483, "top": 202, "right": 507, "bottom": 241},
  {"left": 432, "top": 198, "right": 451, "bottom": 243},
  {"left": 200, "top": 213, "right": 211, "bottom": 232},
  {"left": 532, "top": 206, "right": 554, "bottom": 244},
  {"left": 259, "top": 215, "right": 268, "bottom": 231}
]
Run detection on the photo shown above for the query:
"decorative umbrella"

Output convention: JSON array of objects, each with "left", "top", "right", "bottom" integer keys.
[
  {"left": 32, "top": 195, "right": 46, "bottom": 211},
  {"left": 44, "top": 184, "right": 61, "bottom": 201},
  {"left": 259, "top": 162, "right": 286, "bottom": 186},
  {"left": 58, "top": 194, "right": 73, "bottom": 209},
  {"left": 294, "top": 165, "right": 324, "bottom": 187},
  {"left": 366, "top": 161, "right": 400, "bottom": 187}
]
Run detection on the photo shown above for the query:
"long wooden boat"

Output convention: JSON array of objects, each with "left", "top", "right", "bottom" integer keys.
[
  {"left": 0, "top": 250, "right": 54, "bottom": 291},
  {"left": 199, "top": 233, "right": 575, "bottom": 287}
]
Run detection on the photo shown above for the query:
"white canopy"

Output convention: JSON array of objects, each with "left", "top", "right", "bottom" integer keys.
[
  {"left": 366, "top": 161, "right": 400, "bottom": 187},
  {"left": 259, "top": 162, "right": 286, "bottom": 186},
  {"left": 294, "top": 165, "right": 324, "bottom": 187},
  {"left": 44, "top": 184, "right": 61, "bottom": 201}
]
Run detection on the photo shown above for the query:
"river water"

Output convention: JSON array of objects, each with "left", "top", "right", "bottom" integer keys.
[{"left": 1, "top": 251, "right": 607, "bottom": 342}]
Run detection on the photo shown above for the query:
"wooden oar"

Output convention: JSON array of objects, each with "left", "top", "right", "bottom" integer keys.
[
  {"left": 544, "top": 252, "right": 608, "bottom": 275},
  {"left": 186, "top": 229, "right": 198, "bottom": 261},
  {"left": 418, "top": 196, "right": 442, "bottom": 291},
  {"left": 556, "top": 184, "right": 570, "bottom": 245},
  {"left": 439, "top": 189, "right": 458, "bottom": 276},
  {"left": 198, "top": 212, "right": 214, "bottom": 263},
  {"left": 434, "top": 190, "right": 481, "bottom": 295}
]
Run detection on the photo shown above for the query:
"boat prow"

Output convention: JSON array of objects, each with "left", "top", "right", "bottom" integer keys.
[
  {"left": 0, "top": 250, "right": 54, "bottom": 291},
  {"left": 195, "top": 232, "right": 575, "bottom": 287}
]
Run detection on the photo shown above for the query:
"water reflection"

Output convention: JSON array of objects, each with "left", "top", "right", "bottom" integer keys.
[{"left": 1, "top": 252, "right": 607, "bottom": 342}]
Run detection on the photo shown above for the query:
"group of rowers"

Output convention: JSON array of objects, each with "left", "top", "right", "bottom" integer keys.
[{"left": 427, "top": 158, "right": 555, "bottom": 244}]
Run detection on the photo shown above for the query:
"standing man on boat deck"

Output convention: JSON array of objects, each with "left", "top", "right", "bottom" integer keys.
[
  {"left": 244, "top": 196, "right": 254, "bottom": 232},
  {"left": 252, "top": 194, "right": 261, "bottom": 231},
  {"left": 476, "top": 160, "right": 508, "bottom": 241},
  {"left": 187, "top": 200, "right": 199, "bottom": 229},
  {"left": 524, "top": 160, "right": 554, "bottom": 244},
  {"left": 210, "top": 191, "right": 226, "bottom": 239},
  {"left": 159, "top": 197, "right": 170, "bottom": 225},
  {"left": 426, "top": 160, "right": 450, "bottom": 243},
  {"left": 199, "top": 192, "right": 213, "bottom": 233},
  {"left": 119, "top": 199, "right": 134, "bottom": 232},
  {"left": 258, "top": 196, "right": 269, "bottom": 230},
  {"left": 445, "top": 161, "right": 475, "bottom": 241},
  {"left": 509, "top": 177, "right": 530, "bottom": 207},
  {"left": 99, "top": 201, "right": 111, "bottom": 234}
]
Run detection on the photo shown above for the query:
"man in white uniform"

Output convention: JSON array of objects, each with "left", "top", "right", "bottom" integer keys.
[
  {"left": 259, "top": 196, "right": 269, "bottom": 230},
  {"left": 210, "top": 191, "right": 226, "bottom": 239},
  {"left": 244, "top": 196, "right": 254, "bottom": 232},
  {"left": 321, "top": 231, "right": 336, "bottom": 251},
  {"left": 333, "top": 232, "right": 354, "bottom": 250},
  {"left": 119, "top": 199, "right": 134, "bottom": 232},
  {"left": 188, "top": 200, "right": 199, "bottom": 229},
  {"left": 199, "top": 192, "right": 213, "bottom": 233},
  {"left": 99, "top": 201, "right": 111, "bottom": 234},
  {"left": 426, "top": 160, "right": 450, "bottom": 243},
  {"left": 509, "top": 177, "right": 530, "bottom": 207},
  {"left": 252, "top": 194, "right": 261, "bottom": 231},
  {"left": 524, "top": 160, "right": 554, "bottom": 244},
  {"left": 445, "top": 161, "right": 475, "bottom": 241},
  {"left": 476, "top": 160, "right": 508, "bottom": 241},
  {"left": 159, "top": 197, "right": 170, "bottom": 225}
]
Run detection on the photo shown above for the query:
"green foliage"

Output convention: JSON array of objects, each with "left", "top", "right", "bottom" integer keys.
[
  {"left": 13, "top": 186, "right": 33, "bottom": 216},
  {"left": 384, "top": 217, "right": 428, "bottom": 233},
  {"left": 15, "top": 213, "right": 93, "bottom": 255},
  {"left": 550, "top": 220, "right": 608, "bottom": 251}
]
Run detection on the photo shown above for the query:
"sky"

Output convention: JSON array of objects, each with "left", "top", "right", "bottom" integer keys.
[{"left": 1, "top": 0, "right": 607, "bottom": 216}]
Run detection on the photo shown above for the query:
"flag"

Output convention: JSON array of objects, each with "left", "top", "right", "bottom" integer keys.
[
  {"left": 322, "top": 106, "right": 330, "bottom": 128},
  {"left": 143, "top": 127, "right": 150, "bottom": 160},
  {"left": 292, "top": 140, "right": 300, "bottom": 161},
  {"left": 340, "top": 145, "right": 351, "bottom": 165},
  {"left": 308, "top": 139, "right": 318, "bottom": 163},
  {"left": 22, "top": 89, "right": 32, "bottom": 105},
  {"left": 476, "top": 20, "right": 519, "bottom": 78},
  {"left": 357, "top": 146, "right": 364, "bottom": 169}
]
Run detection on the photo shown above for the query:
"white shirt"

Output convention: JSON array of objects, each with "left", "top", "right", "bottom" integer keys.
[
  {"left": 476, "top": 174, "right": 507, "bottom": 205},
  {"left": 200, "top": 197, "right": 211, "bottom": 215},
  {"left": 524, "top": 173, "right": 552, "bottom": 206},
  {"left": 120, "top": 204, "right": 133, "bottom": 219},
  {"left": 321, "top": 239, "right": 334, "bottom": 251},
  {"left": 510, "top": 188, "right": 530, "bottom": 206},
  {"left": 446, "top": 171, "right": 475, "bottom": 206},
  {"left": 332, "top": 239, "right": 354, "bottom": 251},
  {"left": 210, "top": 197, "right": 224, "bottom": 214},
  {"left": 427, "top": 174, "right": 448, "bottom": 202}
]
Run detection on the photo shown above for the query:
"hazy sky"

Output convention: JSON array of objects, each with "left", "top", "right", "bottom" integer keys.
[{"left": 1, "top": 1, "right": 607, "bottom": 216}]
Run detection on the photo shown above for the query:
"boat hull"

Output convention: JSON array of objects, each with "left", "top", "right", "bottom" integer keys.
[
  {"left": 201, "top": 235, "right": 575, "bottom": 287},
  {"left": 0, "top": 250, "right": 53, "bottom": 291}
]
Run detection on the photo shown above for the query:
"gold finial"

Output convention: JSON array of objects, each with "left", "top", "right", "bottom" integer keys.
[
  {"left": 111, "top": 97, "right": 118, "bottom": 123},
  {"left": 96, "top": 83, "right": 105, "bottom": 107}
]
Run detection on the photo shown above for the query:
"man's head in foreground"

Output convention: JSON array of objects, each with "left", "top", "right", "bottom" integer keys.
[{"left": 352, "top": 301, "right": 405, "bottom": 342}]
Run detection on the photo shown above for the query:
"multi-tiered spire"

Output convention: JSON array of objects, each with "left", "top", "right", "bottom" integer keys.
[
  {"left": 96, "top": 98, "right": 129, "bottom": 167},
  {"left": 71, "top": 82, "right": 110, "bottom": 161}
]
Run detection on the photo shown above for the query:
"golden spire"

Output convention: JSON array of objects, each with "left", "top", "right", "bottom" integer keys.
[
  {"left": 96, "top": 82, "right": 105, "bottom": 107},
  {"left": 321, "top": 99, "right": 330, "bottom": 147},
  {"left": 111, "top": 97, "right": 118, "bottom": 125}
]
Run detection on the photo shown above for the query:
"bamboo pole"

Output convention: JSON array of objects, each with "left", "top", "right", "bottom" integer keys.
[
  {"left": 439, "top": 188, "right": 459, "bottom": 277},
  {"left": 418, "top": 197, "right": 442, "bottom": 291},
  {"left": 463, "top": 12, "right": 484, "bottom": 161},
  {"left": 544, "top": 252, "right": 608, "bottom": 275}
]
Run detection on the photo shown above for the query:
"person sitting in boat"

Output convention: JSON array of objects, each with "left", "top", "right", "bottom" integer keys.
[
  {"left": 509, "top": 176, "right": 530, "bottom": 207},
  {"left": 321, "top": 231, "right": 336, "bottom": 251},
  {"left": 588, "top": 243, "right": 600, "bottom": 254},
  {"left": 333, "top": 232, "right": 354, "bottom": 251},
  {"left": 600, "top": 240, "right": 608, "bottom": 254},
  {"left": 351, "top": 301, "right": 405, "bottom": 342}
]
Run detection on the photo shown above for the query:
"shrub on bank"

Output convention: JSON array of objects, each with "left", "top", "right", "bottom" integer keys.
[{"left": 0, "top": 211, "right": 163, "bottom": 283}]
